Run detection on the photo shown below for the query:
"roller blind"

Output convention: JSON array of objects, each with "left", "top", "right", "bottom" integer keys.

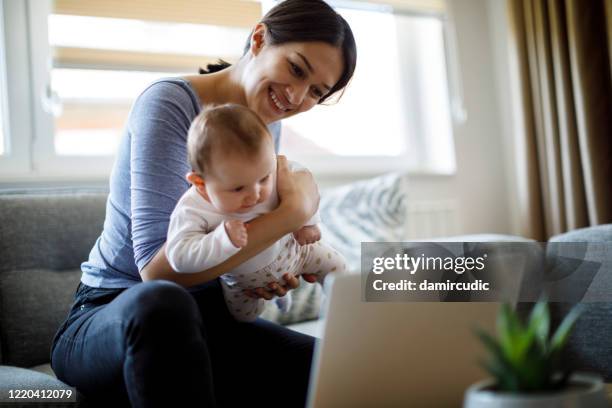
[
  {"left": 51, "top": 0, "right": 257, "bottom": 72},
  {"left": 53, "top": 47, "right": 237, "bottom": 73},
  {"left": 53, "top": 0, "right": 262, "bottom": 28},
  {"left": 361, "top": 0, "right": 446, "bottom": 14},
  {"left": 50, "top": 0, "right": 445, "bottom": 72}
]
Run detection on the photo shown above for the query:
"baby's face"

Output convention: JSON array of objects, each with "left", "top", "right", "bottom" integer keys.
[{"left": 203, "top": 144, "right": 276, "bottom": 214}]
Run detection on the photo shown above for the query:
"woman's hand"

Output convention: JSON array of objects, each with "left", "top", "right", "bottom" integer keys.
[
  {"left": 244, "top": 273, "right": 319, "bottom": 300},
  {"left": 276, "top": 155, "right": 320, "bottom": 230}
]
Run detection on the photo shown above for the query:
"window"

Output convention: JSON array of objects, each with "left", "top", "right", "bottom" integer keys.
[
  {"left": 0, "top": 0, "right": 7, "bottom": 157},
  {"left": 0, "top": 0, "right": 32, "bottom": 176},
  {"left": 43, "top": 0, "right": 258, "bottom": 163},
  {"left": 0, "top": 86, "right": 5, "bottom": 156},
  {"left": 47, "top": 13, "right": 252, "bottom": 156},
  {"left": 6, "top": 0, "right": 260, "bottom": 178},
  {"left": 0, "top": 0, "right": 463, "bottom": 179},
  {"left": 280, "top": 2, "right": 457, "bottom": 174}
]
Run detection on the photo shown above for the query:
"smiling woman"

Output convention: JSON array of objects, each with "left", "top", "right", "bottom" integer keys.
[
  {"left": 241, "top": 37, "right": 344, "bottom": 124},
  {"left": 195, "top": 0, "right": 356, "bottom": 124},
  {"left": 49, "top": 1, "right": 357, "bottom": 406}
]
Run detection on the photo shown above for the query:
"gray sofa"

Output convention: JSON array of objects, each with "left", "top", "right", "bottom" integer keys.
[
  {"left": 0, "top": 188, "right": 610, "bottom": 406},
  {"left": 0, "top": 189, "right": 107, "bottom": 407}
]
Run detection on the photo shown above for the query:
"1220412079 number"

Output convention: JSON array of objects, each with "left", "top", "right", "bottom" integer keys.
[{"left": 8, "top": 389, "right": 73, "bottom": 399}]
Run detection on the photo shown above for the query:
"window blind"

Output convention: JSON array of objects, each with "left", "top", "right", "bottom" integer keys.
[
  {"left": 53, "top": 0, "right": 262, "bottom": 28},
  {"left": 51, "top": 0, "right": 257, "bottom": 72},
  {"left": 53, "top": 47, "right": 236, "bottom": 73},
  {"left": 343, "top": 0, "right": 445, "bottom": 14}
]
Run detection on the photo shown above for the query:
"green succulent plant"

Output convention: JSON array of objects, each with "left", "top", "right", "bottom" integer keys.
[{"left": 476, "top": 302, "right": 582, "bottom": 393}]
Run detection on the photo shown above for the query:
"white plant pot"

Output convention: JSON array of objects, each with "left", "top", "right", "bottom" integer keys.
[{"left": 463, "top": 373, "right": 608, "bottom": 408}]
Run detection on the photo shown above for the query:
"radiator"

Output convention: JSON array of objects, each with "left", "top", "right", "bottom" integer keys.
[{"left": 403, "top": 200, "right": 460, "bottom": 240}]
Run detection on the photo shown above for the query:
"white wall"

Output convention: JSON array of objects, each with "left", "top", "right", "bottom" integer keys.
[{"left": 318, "top": 0, "right": 517, "bottom": 237}]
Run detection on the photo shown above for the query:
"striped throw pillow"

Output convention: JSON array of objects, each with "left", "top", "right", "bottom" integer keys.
[
  {"left": 319, "top": 172, "right": 408, "bottom": 270},
  {"left": 261, "top": 172, "right": 408, "bottom": 325}
]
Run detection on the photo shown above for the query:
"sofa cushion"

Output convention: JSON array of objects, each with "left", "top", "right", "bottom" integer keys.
[
  {"left": 0, "top": 365, "right": 78, "bottom": 407},
  {"left": 0, "top": 190, "right": 107, "bottom": 272},
  {"left": 549, "top": 224, "right": 612, "bottom": 243},
  {"left": 0, "top": 268, "right": 81, "bottom": 367},
  {"left": 548, "top": 224, "right": 612, "bottom": 381},
  {"left": 548, "top": 302, "right": 612, "bottom": 381},
  {"left": 0, "top": 189, "right": 106, "bottom": 367},
  {"left": 30, "top": 363, "right": 57, "bottom": 377},
  {"left": 0, "top": 365, "right": 70, "bottom": 389}
]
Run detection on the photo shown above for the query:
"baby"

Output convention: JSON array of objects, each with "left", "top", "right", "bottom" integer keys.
[{"left": 166, "top": 104, "right": 346, "bottom": 322}]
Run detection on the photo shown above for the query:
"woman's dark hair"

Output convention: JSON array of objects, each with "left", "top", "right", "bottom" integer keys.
[{"left": 199, "top": 0, "right": 356, "bottom": 103}]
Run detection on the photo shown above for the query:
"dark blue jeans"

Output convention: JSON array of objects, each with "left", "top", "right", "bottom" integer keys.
[{"left": 51, "top": 279, "right": 315, "bottom": 408}]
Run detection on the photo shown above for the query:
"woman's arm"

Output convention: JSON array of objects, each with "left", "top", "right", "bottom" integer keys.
[
  {"left": 143, "top": 205, "right": 296, "bottom": 286},
  {"left": 142, "top": 156, "right": 319, "bottom": 288}
]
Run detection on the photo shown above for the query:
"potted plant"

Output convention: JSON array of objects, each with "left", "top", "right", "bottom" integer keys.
[{"left": 464, "top": 302, "right": 608, "bottom": 407}]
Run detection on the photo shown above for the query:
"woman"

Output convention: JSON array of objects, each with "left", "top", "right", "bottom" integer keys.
[{"left": 51, "top": 1, "right": 356, "bottom": 406}]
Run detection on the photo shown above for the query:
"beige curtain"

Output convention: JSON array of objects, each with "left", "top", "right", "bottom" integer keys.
[{"left": 508, "top": 0, "right": 612, "bottom": 240}]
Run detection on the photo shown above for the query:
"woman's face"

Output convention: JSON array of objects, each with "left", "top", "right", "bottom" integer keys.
[{"left": 243, "top": 34, "right": 344, "bottom": 124}]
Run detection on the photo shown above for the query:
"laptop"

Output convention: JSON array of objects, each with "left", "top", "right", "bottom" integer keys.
[{"left": 306, "top": 273, "right": 499, "bottom": 407}]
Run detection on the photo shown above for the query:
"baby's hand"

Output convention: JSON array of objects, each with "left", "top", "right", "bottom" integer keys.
[
  {"left": 225, "top": 220, "right": 248, "bottom": 248},
  {"left": 293, "top": 225, "right": 321, "bottom": 246}
]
